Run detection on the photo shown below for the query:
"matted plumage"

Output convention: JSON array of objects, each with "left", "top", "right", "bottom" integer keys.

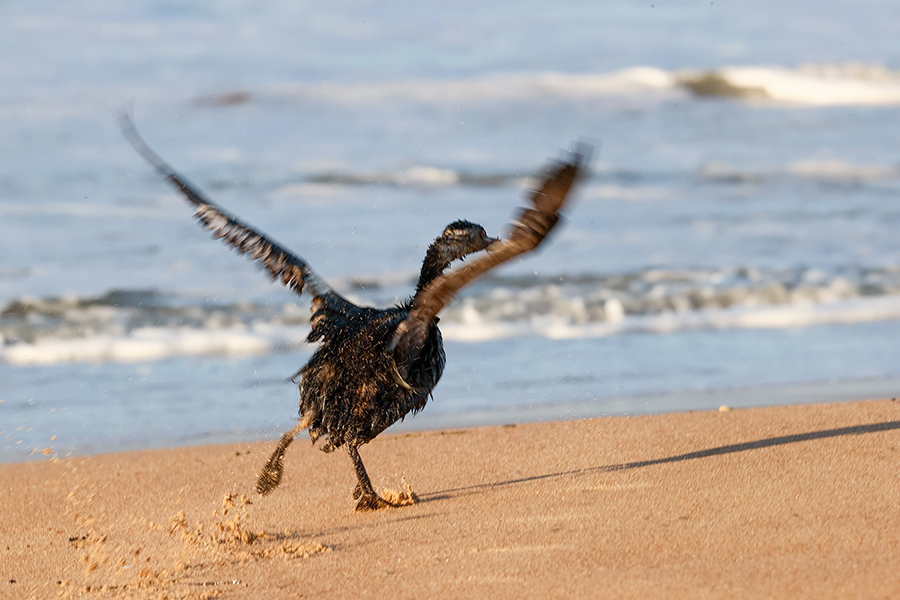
[{"left": 120, "top": 112, "right": 589, "bottom": 511}]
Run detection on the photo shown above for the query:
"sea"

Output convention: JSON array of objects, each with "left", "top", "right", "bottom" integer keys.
[{"left": 3, "top": 0, "right": 900, "bottom": 462}]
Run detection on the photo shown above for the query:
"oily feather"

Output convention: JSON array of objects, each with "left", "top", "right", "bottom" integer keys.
[{"left": 119, "top": 111, "right": 339, "bottom": 301}]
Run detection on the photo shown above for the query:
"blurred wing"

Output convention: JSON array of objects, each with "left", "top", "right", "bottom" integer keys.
[
  {"left": 119, "top": 112, "right": 356, "bottom": 315},
  {"left": 390, "top": 144, "right": 590, "bottom": 363}
]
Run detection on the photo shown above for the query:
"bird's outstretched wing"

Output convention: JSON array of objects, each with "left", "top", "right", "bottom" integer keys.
[
  {"left": 119, "top": 112, "right": 358, "bottom": 319},
  {"left": 390, "top": 144, "right": 590, "bottom": 365}
]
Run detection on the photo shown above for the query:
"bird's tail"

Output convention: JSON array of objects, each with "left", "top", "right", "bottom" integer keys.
[{"left": 256, "top": 415, "right": 311, "bottom": 495}]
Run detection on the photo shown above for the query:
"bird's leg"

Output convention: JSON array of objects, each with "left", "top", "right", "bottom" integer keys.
[
  {"left": 256, "top": 416, "right": 311, "bottom": 495},
  {"left": 348, "top": 444, "right": 393, "bottom": 511}
]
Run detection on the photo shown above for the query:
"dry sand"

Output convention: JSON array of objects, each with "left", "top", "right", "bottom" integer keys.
[{"left": 2, "top": 399, "right": 899, "bottom": 599}]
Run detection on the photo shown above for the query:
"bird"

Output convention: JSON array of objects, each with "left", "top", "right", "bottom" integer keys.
[{"left": 120, "top": 112, "right": 589, "bottom": 511}]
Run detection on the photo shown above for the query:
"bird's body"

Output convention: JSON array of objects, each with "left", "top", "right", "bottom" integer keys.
[
  {"left": 298, "top": 255, "right": 449, "bottom": 453},
  {"left": 121, "top": 113, "right": 587, "bottom": 510},
  {"left": 301, "top": 303, "right": 436, "bottom": 452}
]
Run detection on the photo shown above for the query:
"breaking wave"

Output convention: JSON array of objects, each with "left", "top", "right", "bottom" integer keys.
[
  {"left": 5, "top": 265, "right": 900, "bottom": 365},
  {"left": 9, "top": 63, "right": 900, "bottom": 124},
  {"left": 265, "top": 67, "right": 677, "bottom": 106},
  {"left": 261, "top": 146, "right": 900, "bottom": 198},
  {"left": 206, "top": 62, "right": 900, "bottom": 109},
  {"left": 677, "top": 62, "right": 900, "bottom": 106}
]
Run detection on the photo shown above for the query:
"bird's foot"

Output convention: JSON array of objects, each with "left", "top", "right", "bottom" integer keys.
[
  {"left": 355, "top": 493, "right": 395, "bottom": 512},
  {"left": 352, "top": 482, "right": 362, "bottom": 500}
]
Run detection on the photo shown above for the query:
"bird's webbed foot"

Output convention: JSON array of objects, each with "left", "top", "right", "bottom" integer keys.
[
  {"left": 348, "top": 444, "right": 396, "bottom": 511},
  {"left": 355, "top": 493, "right": 395, "bottom": 512}
]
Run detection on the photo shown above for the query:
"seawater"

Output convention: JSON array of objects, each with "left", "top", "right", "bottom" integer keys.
[{"left": 2, "top": 0, "right": 900, "bottom": 461}]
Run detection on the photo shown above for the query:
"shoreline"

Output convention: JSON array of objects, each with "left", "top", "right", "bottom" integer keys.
[
  {"left": 3, "top": 398, "right": 900, "bottom": 598},
  {"left": 5, "top": 375, "right": 899, "bottom": 465}
]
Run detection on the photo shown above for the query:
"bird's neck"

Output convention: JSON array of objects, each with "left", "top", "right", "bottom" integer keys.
[{"left": 414, "top": 243, "right": 451, "bottom": 298}]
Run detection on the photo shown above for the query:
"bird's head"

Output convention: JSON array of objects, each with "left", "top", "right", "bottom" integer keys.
[
  {"left": 436, "top": 220, "right": 500, "bottom": 263},
  {"left": 415, "top": 220, "right": 500, "bottom": 295}
]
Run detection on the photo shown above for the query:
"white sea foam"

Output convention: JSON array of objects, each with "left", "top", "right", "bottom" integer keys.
[
  {"left": 6, "top": 62, "right": 900, "bottom": 130},
  {"left": 251, "top": 64, "right": 900, "bottom": 109},
  {"left": 441, "top": 295, "right": 900, "bottom": 342},
  {"left": 5, "top": 290, "right": 900, "bottom": 365},
  {"left": 0, "top": 324, "right": 310, "bottom": 366},
  {"left": 784, "top": 159, "right": 900, "bottom": 182},
  {"left": 393, "top": 166, "right": 460, "bottom": 186}
]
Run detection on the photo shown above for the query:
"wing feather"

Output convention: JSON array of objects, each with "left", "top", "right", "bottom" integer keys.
[{"left": 119, "top": 112, "right": 357, "bottom": 317}]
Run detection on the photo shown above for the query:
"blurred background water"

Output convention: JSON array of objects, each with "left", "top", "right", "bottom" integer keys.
[{"left": 2, "top": 0, "right": 900, "bottom": 461}]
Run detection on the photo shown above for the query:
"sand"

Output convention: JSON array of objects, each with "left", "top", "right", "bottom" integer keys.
[{"left": 2, "top": 398, "right": 899, "bottom": 599}]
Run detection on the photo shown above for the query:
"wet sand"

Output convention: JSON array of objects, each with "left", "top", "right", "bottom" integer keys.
[{"left": 3, "top": 399, "right": 899, "bottom": 599}]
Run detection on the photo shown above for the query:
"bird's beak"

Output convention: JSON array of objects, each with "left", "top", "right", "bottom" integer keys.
[{"left": 483, "top": 236, "right": 502, "bottom": 251}]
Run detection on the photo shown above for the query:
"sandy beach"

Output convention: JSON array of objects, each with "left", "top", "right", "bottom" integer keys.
[{"left": 3, "top": 398, "right": 899, "bottom": 599}]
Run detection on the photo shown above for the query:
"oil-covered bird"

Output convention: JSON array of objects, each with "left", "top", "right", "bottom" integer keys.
[{"left": 120, "top": 113, "right": 588, "bottom": 511}]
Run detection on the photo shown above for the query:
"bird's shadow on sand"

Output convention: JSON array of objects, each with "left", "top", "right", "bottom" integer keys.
[{"left": 419, "top": 419, "right": 900, "bottom": 504}]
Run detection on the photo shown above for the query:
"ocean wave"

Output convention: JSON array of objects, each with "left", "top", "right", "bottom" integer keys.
[
  {"left": 440, "top": 295, "right": 900, "bottom": 342},
  {"left": 201, "top": 63, "right": 900, "bottom": 110},
  {"left": 0, "top": 324, "right": 310, "bottom": 366},
  {"left": 694, "top": 159, "right": 900, "bottom": 186},
  {"left": 303, "top": 166, "right": 510, "bottom": 188},
  {"left": 265, "top": 67, "right": 677, "bottom": 106},
  {"left": 5, "top": 265, "right": 900, "bottom": 365},
  {"left": 7, "top": 62, "right": 900, "bottom": 126},
  {"left": 0, "top": 289, "right": 312, "bottom": 365},
  {"left": 678, "top": 63, "right": 900, "bottom": 106},
  {"left": 280, "top": 157, "right": 899, "bottom": 198},
  {"left": 445, "top": 266, "right": 900, "bottom": 327}
]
